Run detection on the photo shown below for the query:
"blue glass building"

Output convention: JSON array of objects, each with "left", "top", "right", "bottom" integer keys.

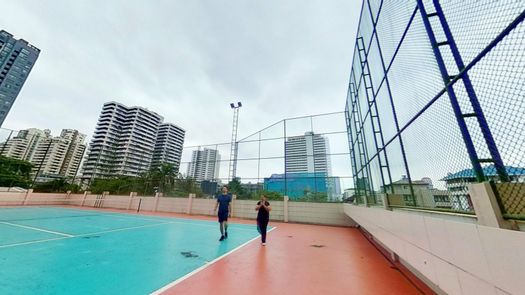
[
  {"left": 0, "top": 30, "right": 40, "bottom": 126},
  {"left": 264, "top": 172, "right": 328, "bottom": 199}
]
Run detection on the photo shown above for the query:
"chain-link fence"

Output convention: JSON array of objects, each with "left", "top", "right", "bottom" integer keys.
[
  {"left": 179, "top": 112, "right": 351, "bottom": 202},
  {"left": 346, "top": 0, "right": 525, "bottom": 216},
  {"left": 0, "top": 111, "right": 351, "bottom": 202}
]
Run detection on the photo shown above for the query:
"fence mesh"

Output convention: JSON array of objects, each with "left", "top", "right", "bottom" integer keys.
[
  {"left": 178, "top": 112, "right": 351, "bottom": 202},
  {"left": 0, "top": 111, "right": 352, "bottom": 203},
  {"left": 346, "top": 0, "right": 525, "bottom": 216}
]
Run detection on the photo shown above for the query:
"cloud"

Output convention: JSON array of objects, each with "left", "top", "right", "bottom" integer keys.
[{"left": 0, "top": 0, "right": 361, "bottom": 148}]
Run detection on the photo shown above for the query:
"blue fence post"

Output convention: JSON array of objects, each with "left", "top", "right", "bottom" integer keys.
[
  {"left": 432, "top": 0, "right": 509, "bottom": 182},
  {"left": 346, "top": 82, "right": 360, "bottom": 198},
  {"left": 365, "top": 0, "right": 414, "bottom": 198},
  {"left": 416, "top": 0, "right": 486, "bottom": 182}
]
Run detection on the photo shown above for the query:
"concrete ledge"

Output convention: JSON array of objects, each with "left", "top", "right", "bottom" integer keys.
[{"left": 344, "top": 204, "right": 525, "bottom": 295}]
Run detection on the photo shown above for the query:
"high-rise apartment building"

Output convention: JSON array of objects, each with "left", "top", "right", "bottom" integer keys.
[
  {"left": 285, "top": 132, "right": 331, "bottom": 174},
  {"left": 0, "top": 30, "right": 40, "bottom": 126},
  {"left": 284, "top": 132, "right": 340, "bottom": 200},
  {"left": 31, "top": 129, "right": 86, "bottom": 181},
  {"left": 81, "top": 102, "right": 185, "bottom": 182},
  {"left": 152, "top": 123, "right": 185, "bottom": 171},
  {"left": 0, "top": 128, "right": 86, "bottom": 181},
  {"left": 0, "top": 128, "right": 48, "bottom": 160},
  {"left": 187, "top": 148, "right": 220, "bottom": 182}
]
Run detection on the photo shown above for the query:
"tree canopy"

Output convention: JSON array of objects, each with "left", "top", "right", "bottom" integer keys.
[{"left": 0, "top": 155, "right": 33, "bottom": 188}]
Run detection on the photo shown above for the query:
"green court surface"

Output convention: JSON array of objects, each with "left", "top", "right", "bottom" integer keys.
[{"left": 0, "top": 207, "right": 261, "bottom": 294}]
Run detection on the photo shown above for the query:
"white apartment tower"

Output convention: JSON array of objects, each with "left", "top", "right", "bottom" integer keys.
[
  {"left": 0, "top": 128, "right": 48, "bottom": 160},
  {"left": 152, "top": 123, "right": 186, "bottom": 171},
  {"left": 187, "top": 148, "right": 220, "bottom": 182},
  {"left": 285, "top": 132, "right": 340, "bottom": 200},
  {"left": 82, "top": 102, "right": 185, "bottom": 182},
  {"left": 285, "top": 132, "right": 331, "bottom": 174},
  {"left": 0, "top": 128, "right": 86, "bottom": 180},
  {"left": 31, "top": 129, "right": 86, "bottom": 180}
]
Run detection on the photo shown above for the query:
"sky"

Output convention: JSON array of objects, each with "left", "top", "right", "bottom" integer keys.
[{"left": 0, "top": 0, "right": 362, "bottom": 148}]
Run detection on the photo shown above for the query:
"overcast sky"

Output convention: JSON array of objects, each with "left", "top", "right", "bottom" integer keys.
[{"left": 0, "top": 0, "right": 361, "bottom": 147}]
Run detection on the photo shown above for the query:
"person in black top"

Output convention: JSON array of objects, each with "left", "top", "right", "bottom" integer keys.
[{"left": 255, "top": 195, "right": 271, "bottom": 245}]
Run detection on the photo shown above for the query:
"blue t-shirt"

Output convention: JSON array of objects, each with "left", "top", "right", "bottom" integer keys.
[{"left": 217, "top": 194, "right": 232, "bottom": 213}]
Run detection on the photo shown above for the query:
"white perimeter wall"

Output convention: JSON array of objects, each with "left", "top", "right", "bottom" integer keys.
[
  {"left": 344, "top": 204, "right": 525, "bottom": 295},
  {"left": 0, "top": 192, "right": 354, "bottom": 227}
]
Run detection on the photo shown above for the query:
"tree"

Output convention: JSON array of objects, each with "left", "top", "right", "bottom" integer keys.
[
  {"left": 299, "top": 191, "right": 329, "bottom": 202},
  {"left": 249, "top": 190, "right": 283, "bottom": 201},
  {"left": 228, "top": 178, "right": 248, "bottom": 198},
  {"left": 33, "top": 178, "right": 80, "bottom": 193},
  {"left": 89, "top": 177, "right": 139, "bottom": 194},
  {"left": 156, "top": 164, "right": 177, "bottom": 193},
  {"left": 0, "top": 155, "right": 33, "bottom": 188},
  {"left": 172, "top": 174, "right": 203, "bottom": 197}
]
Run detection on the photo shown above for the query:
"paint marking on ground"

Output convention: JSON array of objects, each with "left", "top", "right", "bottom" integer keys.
[
  {"left": 0, "top": 221, "right": 74, "bottom": 237},
  {"left": 0, "top": 237, "right": 69, "bottom": 249}
]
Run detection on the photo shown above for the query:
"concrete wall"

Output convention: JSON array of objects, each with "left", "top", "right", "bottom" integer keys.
[
  {"left": 157, "top": 197, "right": 186, "bottom": 213},
  {"left": 344, "top": 204, "right": 525, "bottom": 295},
  {"left": 0, "top": 191, "right": 26, "bottom": 206},
  {"left": 232, "top": 200, "right": 286, "bottom": 221},
  {"left": 289, "top": 201, "right": 353, "bottom": 225},
  {"left": 0, "top": 191, "right": 353, "bottom": 226}
]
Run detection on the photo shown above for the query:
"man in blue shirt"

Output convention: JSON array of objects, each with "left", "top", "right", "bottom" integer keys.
[{"left": 214, "top": 185, "right": 232, "bottom": 241}]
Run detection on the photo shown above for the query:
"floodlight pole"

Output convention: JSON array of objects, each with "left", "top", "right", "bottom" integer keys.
[{"left": 228, "top": 102, "right": 242, "bottom": 182}]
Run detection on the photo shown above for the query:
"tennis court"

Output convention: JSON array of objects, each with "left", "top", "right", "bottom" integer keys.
[{"left": 0, "top": 206, "right": 262, "bottom": 294}]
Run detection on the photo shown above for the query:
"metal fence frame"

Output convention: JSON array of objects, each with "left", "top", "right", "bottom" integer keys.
[{"left": 346, "top": 0, "right": 525, "bottom": 213}]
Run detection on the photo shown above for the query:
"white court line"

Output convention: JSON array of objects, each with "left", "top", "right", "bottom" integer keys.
[
  {"left": 0, "top": 221, "right": 175, "bottom": 249},
  {"left": 0, "top": 215, "right": 264, "bottom": 249},
  {"left": 77, "top": 219, "right": 261, "bottom": 237},
  {"left": 94, "top": 213, "right": 258, "bottom": 232},
  {"left": 150, "top": 227, "right": 278, "bottom": 295},
  {"left": 77, "top": 221, "right": 177, "bottom": 236},
  {"left": 0, "top": 221, "right": 74, "bottom": 237},
  {"left": 0, "top": 237, "right": 69, "bottom": 249}
]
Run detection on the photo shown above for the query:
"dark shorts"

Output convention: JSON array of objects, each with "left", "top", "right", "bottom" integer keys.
[{"left": 218, "top": 211, "right": 229, "bottom": 222}]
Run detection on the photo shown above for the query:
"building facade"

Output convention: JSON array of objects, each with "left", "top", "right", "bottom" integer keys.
[
  {"left": 0, "top": 30, "right": 40, "bottom": 126},
  {"left": 264, "top": 172, "right": 328, "bottom": 199},
  {"left": 283, "top": 132, "right": 339, "bottom": 200},
  {"left": 285, "top": 132, "right": 331, "bottom": 174},
  {"left": 0, "top": 128, "right": 86, "bottom": 182},
  {"left": 81, "top": 102, "right": 185, "bottom": 183},
  {"left": 0, "top": 128, "right": 48, "bottom": 160},
  {"left": 187, "top": 148, "right": 220, "bottom": 182},
  {"left": 151, "top": 123, "right": 185, "bottom": 172},
  {"left": 383, "top": 176, "right": 451, "bottom": 209},
  {"left": 31, "top": 129, "right": 86, "bottom": 182},
  {"left": 442, "top": 166, "right": 525, "bottom": 211}
]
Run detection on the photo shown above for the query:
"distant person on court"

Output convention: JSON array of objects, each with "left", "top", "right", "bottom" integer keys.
[
  {"left": 214, "top": 185, "right": 232, "bottom": 241},
  {"left": 255, "top": 195, "right": 271, "bottom": 246}
]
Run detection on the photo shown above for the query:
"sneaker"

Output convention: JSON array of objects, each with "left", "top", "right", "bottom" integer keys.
[
  {"left": 262, "top": 242, "right": 266, "bottom": 246},
  {"left": 225, "top": 232, "right": 228, "bottom": 239},
  {"left": 219, "top": 235, "right": 225, "bottom": 241}
]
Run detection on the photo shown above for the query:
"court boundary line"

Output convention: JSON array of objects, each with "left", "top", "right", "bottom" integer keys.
[
  {"left": 89, "top": 213, "right": 259, "bottom": 232},
  {"left": 0, "top": 214, "right": 262, "bottom": 249},
  {"left": 0, "top": 221, "right": 74, "bottom": 237},
  {"left": 0, "top": 237, "right": 69, "bottom": 249},
  {"left": 150, "top": 227, "right": 278, "bottom": 295},
  {"left": 77, "top": 221, "right": 176, "bottom": 236}
]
